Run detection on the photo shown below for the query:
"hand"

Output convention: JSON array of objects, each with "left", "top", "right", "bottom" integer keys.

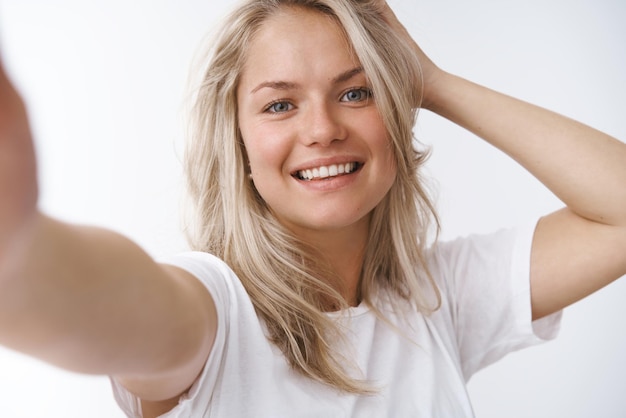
[
  {"left": 0, "top": 58, "right": 38, "bottom": 255},
  {"left": 372, "top": 0, "right": 446, "bottom": 109}
]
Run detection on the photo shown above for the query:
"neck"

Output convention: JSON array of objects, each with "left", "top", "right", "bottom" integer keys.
[{"left": 295, "top": 219, "right": 370, "bottom": 307}]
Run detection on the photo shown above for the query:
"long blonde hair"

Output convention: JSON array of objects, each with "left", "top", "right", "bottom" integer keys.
[{"left": 184, "top": 0, "right": 440, "bottom": 393}]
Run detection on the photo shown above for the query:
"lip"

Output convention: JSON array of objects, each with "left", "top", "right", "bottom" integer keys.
[
  {"left": 289, "top": 155, "right": 365, "bottom": 176},
  {"left": 291, "top": 164, "right": 363, "bottom": 191}
]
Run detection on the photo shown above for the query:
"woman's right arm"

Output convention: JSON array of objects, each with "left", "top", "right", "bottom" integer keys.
[{"left": 0, "top": 59, "right": 217, "bottom": 405}]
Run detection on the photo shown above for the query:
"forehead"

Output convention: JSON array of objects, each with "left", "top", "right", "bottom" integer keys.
[{"left": 239, "top": 7, "right": 359, "bottom": 86}]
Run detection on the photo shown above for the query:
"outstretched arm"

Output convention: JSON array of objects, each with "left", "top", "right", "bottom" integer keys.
[
  {"left": 377, "top": 2, "right": 626, "bottom": 319},
  {"left": 0, "top": 59, "right": 216, "bottom": 403}
]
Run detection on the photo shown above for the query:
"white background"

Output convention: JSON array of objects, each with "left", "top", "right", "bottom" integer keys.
[{"left": 1, "top": 0, "right": 625, "bottom": 416}]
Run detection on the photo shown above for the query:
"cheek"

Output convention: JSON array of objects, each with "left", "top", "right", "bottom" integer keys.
[
  {"left": 373, "top": 127, "right": 396, "bottom": 170},
  {"left": 381, "top": 154, "right": 398, "bottom": 196},
  {"left": 242, "top": 126, "right": 290, "bottom": 177},
  {"left": 378, "top": 137, "right": 399, "bottom": 192}
]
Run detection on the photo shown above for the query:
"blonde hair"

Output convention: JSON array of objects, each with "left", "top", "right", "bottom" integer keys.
[{"left": 184, "top": 0, "right": 440, "bottom": 393}]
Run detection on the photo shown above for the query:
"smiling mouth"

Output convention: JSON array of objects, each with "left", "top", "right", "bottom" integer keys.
[{"left": 294, "top": 162, "right": 361, "bottom": 181}]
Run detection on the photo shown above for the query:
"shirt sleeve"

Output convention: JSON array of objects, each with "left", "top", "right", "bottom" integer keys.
[
  {"left": 110, "top": 251, "right": 234, "bottom": 418},
  {"left": 430, "top": 220, "right": 562, "bottom": 381}
]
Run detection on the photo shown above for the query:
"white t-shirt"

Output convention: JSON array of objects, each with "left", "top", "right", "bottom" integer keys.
[{"left": 111, "top": 221, "right": 561, "bottom": 417}]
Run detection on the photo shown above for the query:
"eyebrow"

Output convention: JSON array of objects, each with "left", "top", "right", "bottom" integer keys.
[{"left": 250, "top": 66, "right": 364, "bottom": 94}]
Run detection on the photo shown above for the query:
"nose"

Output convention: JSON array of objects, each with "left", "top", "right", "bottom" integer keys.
[{"left": 300, "top": 101, "right": 347, "bottom": 147}]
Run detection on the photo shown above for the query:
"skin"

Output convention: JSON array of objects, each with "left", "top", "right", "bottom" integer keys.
[
  {"left": 237, "top": 8, "right": 396, "bottom": 304},
  {"left": 0, "top": 1, "right": 624, "bottom": 417}
]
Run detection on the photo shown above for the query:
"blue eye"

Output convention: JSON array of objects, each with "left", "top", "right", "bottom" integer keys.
[
  {"left": 266, "top": 101, "right": 293, "bottom": 113},
  {"left": 341, "top": 88, "right": 372, "bottom": 103}
]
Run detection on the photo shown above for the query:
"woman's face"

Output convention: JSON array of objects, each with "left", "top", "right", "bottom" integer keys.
[{"left": 237, "top": 7, "right": 396, "bottom": 241}]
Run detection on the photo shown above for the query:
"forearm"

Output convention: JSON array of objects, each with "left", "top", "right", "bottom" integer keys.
[
  {"left": 424, "top": 72, "right": 626, "bottom": 226},
  {"left": 0, "top": 213, "right": 210, "bottom": 378}
]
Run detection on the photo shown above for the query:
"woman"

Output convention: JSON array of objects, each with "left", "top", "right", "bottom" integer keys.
[{"left": 1, "top": 0, "right": 625, "bottom": 417}]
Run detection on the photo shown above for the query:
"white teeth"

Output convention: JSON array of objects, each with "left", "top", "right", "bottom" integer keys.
[{"left": 296, "top": 163, "right": 358, "bottom": 180}]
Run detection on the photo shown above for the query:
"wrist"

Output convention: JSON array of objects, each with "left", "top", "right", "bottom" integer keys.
[{"left": 419, "top": 69, "right": 454, "bottom": 113}]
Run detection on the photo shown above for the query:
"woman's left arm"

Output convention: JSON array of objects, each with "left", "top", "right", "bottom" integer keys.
[
  {"left": 378, "top": 1, "right": 626, "bottom": 320},
  {"left": 425, "top": 73, "right": 626, "bottom": 319}
]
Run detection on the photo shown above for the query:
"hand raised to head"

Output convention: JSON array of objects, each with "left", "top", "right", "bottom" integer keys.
[{"left": 371, "top": 0, "right": 445, "bottom": 109}]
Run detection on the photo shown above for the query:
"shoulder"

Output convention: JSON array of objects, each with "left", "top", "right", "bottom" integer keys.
[
  {"left": 159, "top": 251, "right": 241, "bottom": 307},
  {"left": 426, "top": 221, "right": 537, "bottom": 286},
  {"left": 160, "top": 251, "right": 236, "bottom": 282}
]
